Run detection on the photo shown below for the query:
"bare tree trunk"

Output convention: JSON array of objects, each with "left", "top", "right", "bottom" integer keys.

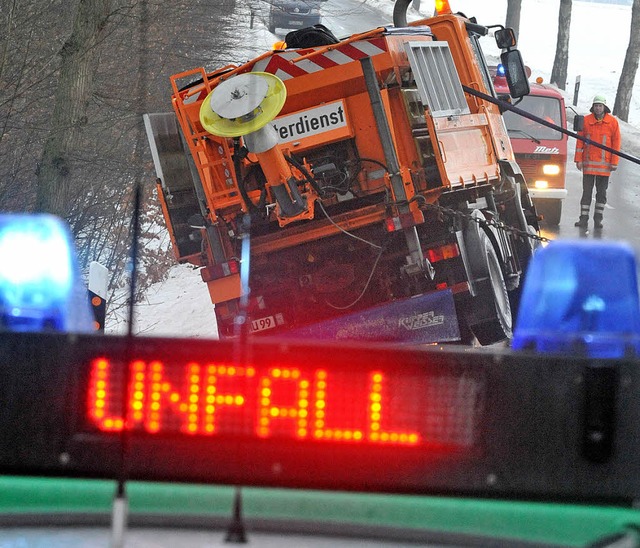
[
  {"left": 613, "top": 0, "right": 640, "bottom": 122},
  {"left": 550, "top": 0, "right": 572, "bottom": 90},
  {"left": 505, "top": 0, "right": 522, "bottom": 41},
  {"left": 35, "top": 0, "right": 111, "bottom": 217},
  {"left": 0, "top": 0, "right": 18, "bottom": 81}
]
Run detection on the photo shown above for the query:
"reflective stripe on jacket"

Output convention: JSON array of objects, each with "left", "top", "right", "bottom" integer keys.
[{"left": 574, "top": 113, "right": 621, "bottom": 176}]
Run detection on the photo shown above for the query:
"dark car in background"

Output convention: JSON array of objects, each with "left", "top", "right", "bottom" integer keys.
[{"left": 267, "top": 0, "right": 324, "bottom": 34}]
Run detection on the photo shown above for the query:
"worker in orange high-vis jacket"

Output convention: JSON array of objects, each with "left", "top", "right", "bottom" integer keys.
[{"left": 574, "top": 95, "right": 621, "bottom": 229}]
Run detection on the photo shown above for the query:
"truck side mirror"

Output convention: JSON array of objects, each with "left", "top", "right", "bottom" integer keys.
[
  {"left": 495, "top": 28, "right": 517, "bottom": 49},
  {"left": 573, "top": 114, "right": 584, "bottom": 132},
  {"left": 500, "top": 49, "right": 530, "bottom": 99}
]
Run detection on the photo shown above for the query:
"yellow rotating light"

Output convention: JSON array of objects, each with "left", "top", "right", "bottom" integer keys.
[
  {"left": 199, "top": 72, "right": 287, "bottom": 138},
  {"left": 435, "top": 0, "right": 452, "bottom": 14}
]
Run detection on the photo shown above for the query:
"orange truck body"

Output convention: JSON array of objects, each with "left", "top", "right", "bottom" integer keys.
[{"left": 144, "top": 8, "right": 538, "bottom": 345}]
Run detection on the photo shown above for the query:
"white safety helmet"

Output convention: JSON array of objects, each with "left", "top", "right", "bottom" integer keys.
[{"left": 590, "top": 94, "right": 611, "bottom": 114}]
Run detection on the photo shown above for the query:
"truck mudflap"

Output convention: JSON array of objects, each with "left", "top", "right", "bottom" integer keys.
[{"left": 287, "top": 289, "right": 460, "bottom": 344}]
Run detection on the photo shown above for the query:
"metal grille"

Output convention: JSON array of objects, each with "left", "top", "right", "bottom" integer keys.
[
  {"left": 404, "top": 41, "right": 470, "bottom": 118},
  {"left": 515, "top": 157, "right": 539, "bottom": 181}
]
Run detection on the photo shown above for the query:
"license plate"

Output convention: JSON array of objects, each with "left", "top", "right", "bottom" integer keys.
[
  {"left": 289, "top": 20, "right": 304, "bottom": 26},
  {"left": 250, "top": 315, "right": 276, "bottom": 332}
]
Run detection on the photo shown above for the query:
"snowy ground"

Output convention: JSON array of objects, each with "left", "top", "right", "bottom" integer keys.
[
  {"left": 125, "top": 263, "right": 219, "bottom": 338},
  {"left": 115, "top": 0, "right": 640, "bottom": 339}
]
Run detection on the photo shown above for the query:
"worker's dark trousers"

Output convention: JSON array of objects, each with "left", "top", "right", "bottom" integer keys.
[{"left": 578, "top": 174, "right": 609, "bottom": 223}]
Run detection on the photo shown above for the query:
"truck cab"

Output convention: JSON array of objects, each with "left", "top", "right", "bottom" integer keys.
[{"left": 494, "top": 69, "right": 568, "bottom": 226}]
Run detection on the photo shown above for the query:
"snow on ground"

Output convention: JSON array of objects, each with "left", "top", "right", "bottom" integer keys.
[
  {"left": 106, "top": 262, "right": 217, "bottom": 338},
  {"left": 127, "top": 264, "right": 218, "bottom": 338},
  {"left": 118, "top": 0, "right": 640, "bottom": 339}
]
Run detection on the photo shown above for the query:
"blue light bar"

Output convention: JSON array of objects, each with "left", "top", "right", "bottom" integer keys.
[
  {"left": 0, "top": 214, "right": 94, "bottom": 333},
  {"left": 512, "top": 240, "right": 640, "bottom": 358}
]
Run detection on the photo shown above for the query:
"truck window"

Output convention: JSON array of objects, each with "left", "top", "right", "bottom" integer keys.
[
  {"left": 468, "top": 35, "right": 496, "bottom": 97},
  {"left": 503, "top": 96, "right": 563, "bottom": 141}
]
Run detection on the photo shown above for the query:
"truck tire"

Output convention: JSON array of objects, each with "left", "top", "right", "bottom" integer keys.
[
  {"left": 465, "top": 228, "right": 513, "bottom": 345},
  {"left": 536, "top": 198, "right": 562, "bottom": 226}
]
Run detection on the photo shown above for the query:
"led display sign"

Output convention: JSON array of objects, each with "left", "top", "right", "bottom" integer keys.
[
  {"left": 85, "top": 356, "right": 483, "bottom": 450},
  {"left": 5, "top": 332, "right": 639, "bottom": 503}
]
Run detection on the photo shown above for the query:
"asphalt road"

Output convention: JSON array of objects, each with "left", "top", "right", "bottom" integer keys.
[
  {"left": 321, "top": 0, "right": 395, "bottom": 36},
  {"left": 540, "top": 131, "right": 640, "bottom": 255}
]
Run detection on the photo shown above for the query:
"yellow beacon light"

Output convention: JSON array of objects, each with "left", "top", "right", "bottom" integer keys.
[{"left": 435, "top": 0, "right": 452, "bottom": 14}]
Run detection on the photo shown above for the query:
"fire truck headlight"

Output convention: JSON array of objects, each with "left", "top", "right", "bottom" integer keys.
[
  {"left": 533, "top": 180, "right": 549, "bottom": 189},
  {"left": 542, "top": 164, "right": 561, "bottom": 176},
  {"left": 512, "top": 239, "right": 640, "bottom": 358},
  {"left": 0, "top": 214, "right": 94, "bottom": 333}
]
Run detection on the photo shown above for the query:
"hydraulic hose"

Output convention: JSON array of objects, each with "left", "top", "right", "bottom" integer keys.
[
  {"left": 232, "top": 139, "right": 266, "bottom": 214},
  {"left": 392, "top": 0, "right": 411, "bottom": 27},
  {"left": 284, "top": 154, "right": 324, "bottom": 196},
  {"left": 392, "top": 0, "right": 489, "bottom": 36}
]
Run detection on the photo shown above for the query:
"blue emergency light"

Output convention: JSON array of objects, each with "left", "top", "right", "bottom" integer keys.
[
  {"left": 512, "top": 239, "right": 640, "bottom": 358},
  {"left": 0, "top": 213, "right": 94, "bottom": 333}
]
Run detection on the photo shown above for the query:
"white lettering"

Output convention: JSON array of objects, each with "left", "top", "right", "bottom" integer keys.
[
  {"left": 533, "top": 146, "right": 560, "bottom": 154},
  {"left": 398, "top": 311, "right": 445, "bottom": 331}
]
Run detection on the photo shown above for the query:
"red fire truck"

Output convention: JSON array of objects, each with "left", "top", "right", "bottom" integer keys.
[{"left": 494, "top": 67, "right": 568, "bottom": 226}]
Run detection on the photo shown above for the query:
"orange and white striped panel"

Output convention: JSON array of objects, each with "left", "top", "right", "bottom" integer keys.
[{"left": 252, "top": 38, "right": 388, "bottom": 81}]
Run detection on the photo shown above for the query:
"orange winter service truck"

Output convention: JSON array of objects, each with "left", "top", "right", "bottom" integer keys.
[{"left": 144, "top": 0, "right": 539, "bottom": 346}]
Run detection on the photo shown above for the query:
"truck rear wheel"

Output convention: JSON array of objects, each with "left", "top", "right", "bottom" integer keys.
[
  {"left": 535, "top": 198, "right": 562, "bottom": 226},
  {"left": 465, "top": 228, "right": 513, "bottom": 345}
]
